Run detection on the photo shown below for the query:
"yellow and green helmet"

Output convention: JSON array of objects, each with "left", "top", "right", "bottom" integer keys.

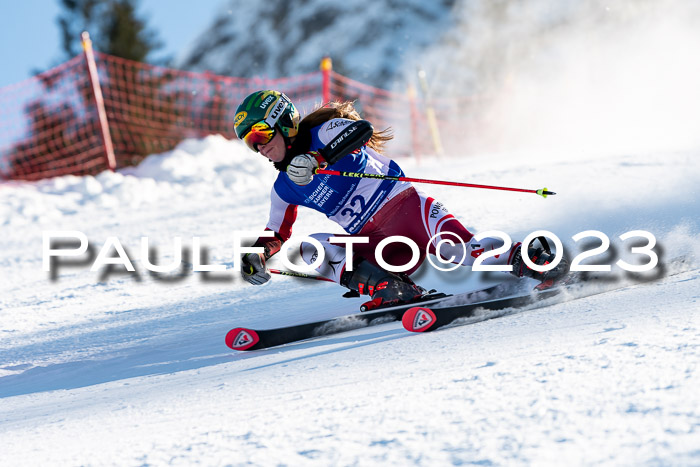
[{"left": 234, "top": 90, "right": 300, "bottom": 151}]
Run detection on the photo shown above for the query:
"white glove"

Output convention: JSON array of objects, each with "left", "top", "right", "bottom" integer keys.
[
  {"left": 287, "top": 153, "right": 319, "bottom": 186},
  {"left": 241, "top": 253, "right": 270, "bottom": 285}
]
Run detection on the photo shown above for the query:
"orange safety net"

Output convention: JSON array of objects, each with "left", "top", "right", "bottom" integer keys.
[
  {"left": 0, "top": 56, "right": 107, "bottom": 181},
  {"left": 0, "top": 52, "right": 455, "bottom": 182}
]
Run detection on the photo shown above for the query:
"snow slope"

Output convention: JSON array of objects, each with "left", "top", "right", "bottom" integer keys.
[{"left": 1, "top": 136, "right": 699, "bottom": 465}]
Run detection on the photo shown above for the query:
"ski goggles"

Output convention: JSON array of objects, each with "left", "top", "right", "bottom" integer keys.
[
  {"left": 241, "top": 95, "right": 291, "bottom": 152},
  {"left": 242, "top": 121, "right": 276, "bottom": 152}
]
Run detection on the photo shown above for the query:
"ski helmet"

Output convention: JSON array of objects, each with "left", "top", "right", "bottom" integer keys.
[{"left": 234, "top": 90, "right": 300, "bottom": 152}]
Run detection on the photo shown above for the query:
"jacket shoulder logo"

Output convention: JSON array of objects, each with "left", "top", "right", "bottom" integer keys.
[{"left": 326, "top": 120, "right": 352, "bottom": 131}]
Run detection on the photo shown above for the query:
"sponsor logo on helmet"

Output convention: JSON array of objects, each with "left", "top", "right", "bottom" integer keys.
[
  {"left": 234, "top": 111, "right": 247, "bottom": 128},
  {"left": 259, "top": 95, "right": 276, "bottom": 109},
  {"left": 268, "top": 99, "right": 287, "bottom": 122}
]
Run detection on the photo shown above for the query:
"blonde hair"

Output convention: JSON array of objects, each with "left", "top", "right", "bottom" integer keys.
[{"left": 300, "top": 101, "right": 393, "bottom": 154}]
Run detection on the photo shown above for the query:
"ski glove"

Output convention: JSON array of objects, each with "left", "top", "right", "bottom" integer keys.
[
  {"left": 241, "top": 252, "right": 270, "bottom": 285},
  {"left": 287, "top": 152, "right": 323, "bottom": 185}
]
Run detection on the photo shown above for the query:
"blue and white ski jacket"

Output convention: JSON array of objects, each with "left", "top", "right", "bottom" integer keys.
[{"left": 266, "top": 118, "right": 411, "bottom": 239}]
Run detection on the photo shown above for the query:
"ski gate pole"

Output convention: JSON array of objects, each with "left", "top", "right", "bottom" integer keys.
[{"left": 315, "top": 168, "right": 556, "bottom": 198}]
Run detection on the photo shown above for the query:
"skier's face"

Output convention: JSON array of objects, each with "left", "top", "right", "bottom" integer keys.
[{"left": 258, "top": 131, "right": 286, "bottom": 163}]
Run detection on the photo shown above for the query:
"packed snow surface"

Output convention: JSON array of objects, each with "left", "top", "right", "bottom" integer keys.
[{"left": 1, "top": 135, "right": 699, "bottom": 465}]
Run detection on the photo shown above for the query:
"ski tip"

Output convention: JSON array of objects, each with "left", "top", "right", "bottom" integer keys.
[
  {"left": 225, "top": 327, "right": 260, "bottom": 351},
  {"left": 402, "top": 307, "right": 438, "bottom": 333}
]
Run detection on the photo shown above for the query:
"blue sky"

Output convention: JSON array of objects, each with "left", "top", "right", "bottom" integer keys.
[{"left": 0, "top": 0, "right": 226, "bottom": 88}]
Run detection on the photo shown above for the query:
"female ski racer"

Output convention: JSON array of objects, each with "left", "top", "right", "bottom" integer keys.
[{"left": 234, "top": 90, "right": 566, "bottom": 308}]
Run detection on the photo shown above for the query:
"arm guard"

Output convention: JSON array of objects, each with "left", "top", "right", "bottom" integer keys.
[{"left": 318, "top": 120, "right": 373, "bottom": 165}]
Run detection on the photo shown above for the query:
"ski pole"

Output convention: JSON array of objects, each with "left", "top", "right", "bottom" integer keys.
[
  {"left": 315, "top": 168, "right": 556, "bottom": 198},
  {"left": 268, "top": 268, "right": 335, "bottom": 282}
]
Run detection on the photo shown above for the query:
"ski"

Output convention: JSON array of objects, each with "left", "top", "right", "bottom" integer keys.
[
  {"left": 227, "top": 257, "right": 694, "bottom": 350},
  {"left": 402, "top": 257, "right": 695, "bottom": 333},
  {"left": 402, "top": 285, "right": 566, "bottom": 333},
  {"left": 225, "top": 285, "right": 505, "bottom": 351}
]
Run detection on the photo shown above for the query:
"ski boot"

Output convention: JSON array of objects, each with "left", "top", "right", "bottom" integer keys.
[
  {"left": 340, "top": 259, "right": 427, "bottom": 311},
  {"left": 510, "top": 237, "right": 571, "bottom": 290}
]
